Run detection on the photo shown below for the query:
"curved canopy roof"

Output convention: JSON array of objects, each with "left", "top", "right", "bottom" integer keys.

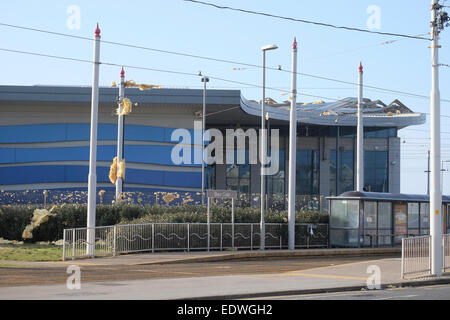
[
  {"left": 0, "top": 85, "right": 426, "bottom": 129},
  {"left": 241, "top": 96, "right": 426, "bottom": 128}
]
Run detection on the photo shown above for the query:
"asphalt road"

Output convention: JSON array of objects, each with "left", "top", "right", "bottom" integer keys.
[
  {"left": 258, "top": 283, "right": 450, "bottom": 300},
  {"left": 0, "top": 255, "right": 397, "bottom": 287}
]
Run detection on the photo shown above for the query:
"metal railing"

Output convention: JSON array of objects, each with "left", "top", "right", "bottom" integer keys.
[
  {"left": 444, "top": 234, "right": 450, "bottom": 273},
  {"left": 62, "top": 222, "right": 328, "bottom": 260},
  {"left": 401, "top": 235, "right": 432, "bottom": 279},
  {"left": 401, "top": 234, "right": 450, "bottom": 279}
]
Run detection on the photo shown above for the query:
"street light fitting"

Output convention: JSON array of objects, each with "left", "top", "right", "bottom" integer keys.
[
  {"left": 261, "top": 44, "right": 278, "bottom": 51},
  {"left": 201, "top": 77, "right": 209, "bottom": 82}
]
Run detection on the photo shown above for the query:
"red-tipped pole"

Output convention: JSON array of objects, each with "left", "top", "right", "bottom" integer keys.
[
  {"left": 95, "top": 23, "right": 101, "bottom": 37},
  {"left": 293, "top": 37, "right": 297, "bottom": 50},
  {"left": 120, "top": 66, "right": 125, "bottom": 78},
  {"left": 359, "top": 61, "right": 363, "bottom": 73},
  {"left": 87, "top": 23, "right": 101, "bottom": 257}
]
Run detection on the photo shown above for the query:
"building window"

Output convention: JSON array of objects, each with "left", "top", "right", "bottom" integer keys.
[
  {"left": 267, "top": 150, "right": 285, "bottom": 195},
  {"left": 206, "top": 164, "right": 216, "bottom": 189},
  {"left": 364, "top": 151, "right": 388, "bottom": 192},
  {"left": 296, "top": 150, "right": 319, "bottom": 195},
  {"left": 330, "top": 150, "right": 354, "bottom": 196},
  {"left": 226, "top": 150, "right": 250, "bottom": 196}
]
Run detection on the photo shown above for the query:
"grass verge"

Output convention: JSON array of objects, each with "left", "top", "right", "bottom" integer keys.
[{"left": 0, "top": 244, "right": 62, "bottom": 262}]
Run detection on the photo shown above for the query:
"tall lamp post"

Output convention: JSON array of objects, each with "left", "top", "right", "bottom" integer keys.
[
  {"left": 288, "top": 38, "right": 298, "bottom": 250},
  {"left": 201, "top": 76, "right": 209, "bottom": 205},
  {"left": 260, "top": 44, "right": 278, "bottom": 250},
  {"left": 356, "top": 62, "right": 364, "bottom": 192}
]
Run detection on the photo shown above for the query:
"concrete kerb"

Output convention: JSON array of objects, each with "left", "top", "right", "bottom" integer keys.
[
  {"left": 130, "top": 248, "right": 401, "bottom": 266},
  {"left": 185, "top": 276, "right": 450, "bottom": 300}
]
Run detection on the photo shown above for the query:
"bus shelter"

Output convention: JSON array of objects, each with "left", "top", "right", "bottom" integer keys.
[{"left": 327, "top": 191, "right": 450, "bottom": 248}]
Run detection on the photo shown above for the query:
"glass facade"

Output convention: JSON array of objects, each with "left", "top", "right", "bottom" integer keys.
[
  {"left": 267, "top": 150, "right": 285, "bottom": 196},
  {"left": 206, "top": 165, "right": 216, "bottom": 189},
  {"left": 206, "top": 125, "right": 398, "bottom": 202},
  {"left": 296, "top": 150, "right": 319, "bottom": 195},
  {"left": 226, "top": 150, "right": 250, "bottom": 196},
  {"left": 364, "top": 151, "right": 388, "bottom": 192},
  {"left": 330, "top": 150, "right": 354, "bottom": 196}
]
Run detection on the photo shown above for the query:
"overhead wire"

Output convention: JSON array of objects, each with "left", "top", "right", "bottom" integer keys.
[{"left": 0, "top": 22, "right": 448, "bottom": 104}]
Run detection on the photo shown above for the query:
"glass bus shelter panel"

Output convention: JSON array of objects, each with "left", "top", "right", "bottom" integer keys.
[
  {"left": 447, "top": 204, "right": 450, "bottom": 233},
  {"left": 394, "top": 203, "right": 407, "bottom": 244},
  {"left": 420, "top": 203, "right": 430, "bottom": 235},
  {"left": 362, "top": 201, "right": 377, "bottom": 246},
  {"left": 329, "top": 199, "right": 359, "bottom": 247},
  {"left": 378, "top": 201, "right": 392, "bottom": 246},
  {"left": 408, "top": 202, "right": 419, "bottom": 236}
]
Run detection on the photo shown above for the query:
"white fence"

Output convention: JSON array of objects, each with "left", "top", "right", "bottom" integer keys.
[
  {"left": 62, "top": 222, "right": 328, "bottom": 260},
  {"left": 401, "top": 234, "right": 450, "bottom": 279}
]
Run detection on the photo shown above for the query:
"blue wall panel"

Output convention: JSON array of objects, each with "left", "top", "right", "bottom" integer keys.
[
  {"left": 0, "top": 165, "right": 201, "bottom": 188},
  {"left": 0, "top": 123, "right": 197, "bottom": 144},
  {"left": 0, "top": 145, "right": 200, "bottom": 167}
]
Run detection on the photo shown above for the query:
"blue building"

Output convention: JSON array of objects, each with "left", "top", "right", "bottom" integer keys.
[{"left": 0, "top": 85, "right": 425, "bottom": 206}]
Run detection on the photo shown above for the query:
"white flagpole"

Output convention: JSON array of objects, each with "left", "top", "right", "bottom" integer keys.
[{"left": 86, "top": 23, "right": 101, "bottom": 257}]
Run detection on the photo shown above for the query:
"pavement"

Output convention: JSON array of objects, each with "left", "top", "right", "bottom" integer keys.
[
  {"left": 0, "top": 247, "right": 402, "bottom": 267},
  {"left": 1, "top": 247, "right": 450, "bottom": 299}
]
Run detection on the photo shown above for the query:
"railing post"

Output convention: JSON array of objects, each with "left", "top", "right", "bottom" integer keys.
[
  {"left": 187, "top": 223, "right": 190, "bottom": 252},
  {"left": 250, "top": 224, "right": 253, "bottom": 250},
  {"left": 429, "top": 235, "right": 432, "bottom": 275},
  {"left": 220, "top": 223, "right": 223, "bottom": 251},
  {"left": 72, "top": 229, "right": 76, "bottom": 260},
  {"left": 401, "top": 238, "right": 405, "bottom": 279},
  {"left": 62, "top": 229, "right": 66, "bottom": 261},
  {"left": 232, "top": 198, "right": 235, "bottom": 251},
  {"left": 113, "top": 225, "right": 117, "bottom": 257},
  {"left": 152, "top": 223, "right": 155, "bottom": 253}
]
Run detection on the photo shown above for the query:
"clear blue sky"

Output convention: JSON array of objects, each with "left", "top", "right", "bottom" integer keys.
[{"left": 0, "top": 0, "right": 449, "bottom": 194}]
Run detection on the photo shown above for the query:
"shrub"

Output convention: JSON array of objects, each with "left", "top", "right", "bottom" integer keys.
[{"left": 0, "top": 203, "right": 327, "bottom": 242}]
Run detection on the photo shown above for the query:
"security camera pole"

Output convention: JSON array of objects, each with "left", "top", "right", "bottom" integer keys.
[
  {"left": 86, "top": 23, "right": 101, "bottom": 257},
  {"left": 356, "top": 62, "right": 364, "bottom": 192},
  {"left": 116, "top": 67, "right": 125, "bottom": 201},
  {"left": 288, "top": 37, "right": 298, "bottom": 250}
]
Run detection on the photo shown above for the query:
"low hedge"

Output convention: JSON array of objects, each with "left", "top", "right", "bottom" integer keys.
[{"left": 0, "top": 204, "right": 327, "bottom": 242}]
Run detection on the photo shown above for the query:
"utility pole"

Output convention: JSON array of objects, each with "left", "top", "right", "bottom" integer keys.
[
  {"left": 86, "top": 23, "right": 101, "bottom": 257},
  {"left": 288, "top": 37, "right": 298, "bottom": 250},
  {"left": 116, "top": 67, "right": 125, "bottom": 202},
  {"left": 429, "top": 0, "right": 448, "bottom": 277},
  {"left": 356, "top": 62, "right": 364, "bottom": 192}
]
